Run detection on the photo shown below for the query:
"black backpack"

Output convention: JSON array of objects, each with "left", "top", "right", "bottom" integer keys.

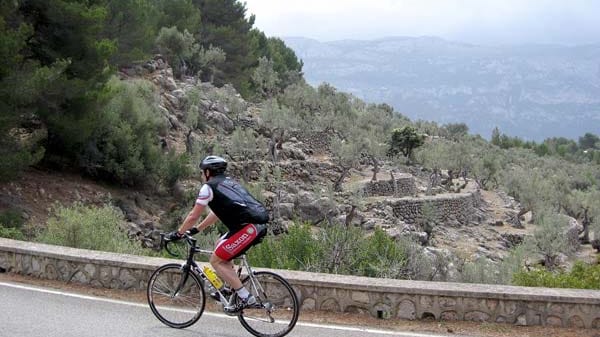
[{"left": 207, "top": 176, "right": 270, "bottom": 226}]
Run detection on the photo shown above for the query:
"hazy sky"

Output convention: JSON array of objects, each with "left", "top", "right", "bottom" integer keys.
[{"left": 243, "top": 0, "right": 600, "bottom": 45}]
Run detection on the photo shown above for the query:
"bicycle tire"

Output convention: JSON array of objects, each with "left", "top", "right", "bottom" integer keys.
[
  {"left": 147, "top": 263, "right": 206, "bottom": 328},
  {"left": 238, "top": 271, "right": 300, "bottom": 337}
]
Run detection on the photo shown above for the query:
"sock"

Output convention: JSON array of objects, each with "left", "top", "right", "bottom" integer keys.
[{"left": 236, "top": 287, "right": 250, "bottom": 300}]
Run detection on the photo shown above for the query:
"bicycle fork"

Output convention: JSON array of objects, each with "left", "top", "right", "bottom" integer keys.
[{"left": 172, "top": 264, "right": 191, "bottom": 298}]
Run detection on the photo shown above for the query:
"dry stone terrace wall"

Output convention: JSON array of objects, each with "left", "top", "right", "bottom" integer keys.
[
  {"left": 1, "top": 238, "right": 599, "bottom": 328},
  {"left": 228, "top": 160, "right": 341, "bottom": 183},
  {"left": 390, "top": 192, "right": 483, "bottom": 226},
  {"left": 363, "top": 175, "right": 417, "bottom": 197},
  {"left": 288, "top": 130, "right": 332, "bottom": 155}
]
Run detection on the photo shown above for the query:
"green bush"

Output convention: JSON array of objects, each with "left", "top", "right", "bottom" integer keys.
[
  {"left": 161, "top": 151, "right": 192, "bottom": 189},
  {"left": 0, "top": 209, "right": 25, "bottom": 229},
  {"left": 249, "top": 223, "right": 431, "bottom": 279},
  {"left": 248, "top": 223, "right": 322, "bottom": 271},
  {"left": 513, "top": 261, "right": 600, "bottom": 289},
  {"left": 355, "top": 228, "right": 407, "bottom": 278},
  {"left": 81, "top": 77, "right": 165, "bottom": 187},
  {"left": 0, "top": 224, "right": 25, "bottom": 240},
  {"left": 0, "top": 209, "right": 26, "bottom": 240},
  {"left": 37, "top": 203, "right": 145, "bottom": 255}
]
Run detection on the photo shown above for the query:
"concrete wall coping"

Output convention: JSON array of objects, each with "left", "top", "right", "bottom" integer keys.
[{"left": 2, "top": 237, "right": 600, "bottom": 306}]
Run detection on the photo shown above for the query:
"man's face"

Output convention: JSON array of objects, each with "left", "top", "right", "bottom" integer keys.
[{"left": 202, "top": 169, "right": 209, "bottom": 182}]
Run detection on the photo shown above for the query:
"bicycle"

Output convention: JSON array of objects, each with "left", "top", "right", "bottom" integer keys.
[{"left": 147, "top": 231, "right": 300, "bottom": 337}]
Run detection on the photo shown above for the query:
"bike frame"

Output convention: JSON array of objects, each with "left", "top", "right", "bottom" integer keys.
[{"left": 165, "top": 233, "right": 261, "bottom": 309}]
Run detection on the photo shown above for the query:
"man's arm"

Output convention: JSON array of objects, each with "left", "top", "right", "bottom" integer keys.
[
  {"left": 177, "top": 204, "right": 206, "bottom": 234},
  {"left": 196, "top": 210, "right": 219, "bottom": 231},
  {"left": 177, "top": 207, "right": 220, "bottom": 235}
]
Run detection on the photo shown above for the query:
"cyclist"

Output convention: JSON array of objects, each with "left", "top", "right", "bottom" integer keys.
[{"left": 166, "top": 155, "right": 269, "bottom": 314}]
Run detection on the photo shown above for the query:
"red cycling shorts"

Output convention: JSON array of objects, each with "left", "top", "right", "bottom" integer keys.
[{"left": 214, "top": 223, "right": 265, "bottom": 261}]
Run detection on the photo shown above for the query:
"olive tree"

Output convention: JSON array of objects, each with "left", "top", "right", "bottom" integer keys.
[
  {"left": 523, "top": 212, "right": 577, "bottom": 271},
  {"left": 388, "top": 126, "right": 425, "bottom": 161},
  {"left": 252, "top": 56, "right": 279, "bottom": 99},
  {"left": 259, "top": 99, "right": 302, "bottom": 162},
  {"left": 330, "top": 137, "right": 362, "bottom": 192}
]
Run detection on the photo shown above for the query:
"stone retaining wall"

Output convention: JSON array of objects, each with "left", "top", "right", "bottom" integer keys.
[
  {"left": 288, "top": 130, "right": 332, "bottom": 155},
  {"left": 363, "top": 176, "right": 416, "bottom": 197},
  {"left": 391, "top": 192, "right": 483, "bottom": 226},
  {"left": 1, "top": 238, "right": 599, "bottom": 329}
]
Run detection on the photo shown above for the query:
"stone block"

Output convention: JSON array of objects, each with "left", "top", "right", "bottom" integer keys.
[
  {"left": 397, "top": 300, "right": 416, "bottom": 320},
  {"left": 546, "top": 316, "right": 563, "bottom": 327},
  {"left": 465, "top": 311, "right": 490, "bottom": 322}
]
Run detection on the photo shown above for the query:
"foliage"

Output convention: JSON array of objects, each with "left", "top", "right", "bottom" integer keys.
[
  {"left": 195, "top": 45, "right": 227, "bottom": 83},
  {"left": 0, "top": 209, "right": 26, "bottom": 240},
  {"left": 103, "top": 0, "right": 160, "bottom": 66},
  {"left": 37, "top": 203, "right": 146, "bottom": 255},
  {"left": 0, "top": 0, "right": 303, "bottom": 181},
  {"left": 0, "top": 209, "right": 25, "bottom": 229},
  {"left": 249, "top": 222, "right": 448, "bottom": 280},
  {"left": 155, "top": 26, "right": 199, "bottom": 78},
  {"left": 513, "top": 261, "right": 600, "bottom": 289},
  {"left": 249, "top": 30, "right": 303, "bottom": 92},
  {"left": 278, "top": 82, "right": 321, "bottom": 120},
  {"left": 248, "top": 223, "right": 322, "bottom": 271},
  {"left": 492, "top": 127, "right": 600, "bottom": 164},
  {"left": 457, "top": 245, "right": 528, "bottom": 284},
  {"left": 0, "top": 8, "right": 63, "bottom": 180},
  {"left": 523, "top": 212, "right": 577, "bottom": 270},
  {"left": 388, "top": 126, "right": 425, "bottom": 159},
  {"left": 354, "top": 229, "right": 408, "bottom": 278},
  {"left": 80, "top": 77, "right": 165, "bottom": 186},
  {"left": 161, "top": 151, "right": 192, "bottom": 189},
  {"left": 195, "top": 0, "right": 256, "bottom": 95},
  {"left": 442, "top": 123, "right": 469, "bottom": 140},
  {"left": 228, "top": 128, "right": 263, "bottom": 161},
  {"left": 252, "top": 56, "right": 279, "bottom": 99}
]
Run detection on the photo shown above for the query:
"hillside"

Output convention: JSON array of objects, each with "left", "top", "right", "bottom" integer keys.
[
  {"left": 284, "top": 36, "right": 600, "bottom": 141},
  {"left": 2, "top": 58, "right": 596, "bottom": 282}
]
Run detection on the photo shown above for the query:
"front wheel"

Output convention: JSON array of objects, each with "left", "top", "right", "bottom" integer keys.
[
  {"left": 238, "top": 271, "right": 300, "bottom": 337},
  {"left": 147, "top": 263, "right": 206, "bottom": 328}
]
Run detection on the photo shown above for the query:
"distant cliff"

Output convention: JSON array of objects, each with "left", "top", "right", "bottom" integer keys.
[{"left": 284, "top": 36, "right": 600, "bottom": 141}]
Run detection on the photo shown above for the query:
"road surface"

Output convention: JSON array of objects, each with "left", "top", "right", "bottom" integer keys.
[{"left": 0, "top": 281, "right": 458, "bottom": 337}]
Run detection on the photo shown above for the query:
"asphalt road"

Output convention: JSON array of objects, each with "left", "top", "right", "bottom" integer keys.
[{"left": 0, "top": 281, "right": 455, "bottom": 337}]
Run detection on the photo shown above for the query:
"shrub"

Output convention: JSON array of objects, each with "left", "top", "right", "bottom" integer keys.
[
  {"left": 355, "top": 228, "right": 407, "bottom": 278},
  {"left": 81, "top": 77, "right": 165, "bottom": 187},
  {"left": 161, "top": 151, "right": 192, "bottom": 189},
  {"left": 249, "top": 222, "right": 440, "bottom": 280},
  {"left": 0, "top": 209, "right": 26, "bottom": 240},
  {"left": 513, "top": 261, "right": 600, "bottom": 289},
  {"left": 0, "top": 209, "right": 25, "bottom": 229},
  {"left": 248, "top": 223, "right": 322, "bottom": 271},
  {"left": 0, "top": 224, "right": 25, "bottom": 240},
  {"left": 37, "top": 203, "right": 145, "bottom": 255}
]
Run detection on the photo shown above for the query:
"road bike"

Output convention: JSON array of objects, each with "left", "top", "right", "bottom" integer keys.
[{"left": 147, "top": 231, "right": 299, "bottom": 337}]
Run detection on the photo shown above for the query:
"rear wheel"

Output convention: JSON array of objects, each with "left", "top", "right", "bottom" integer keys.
[
  {"left": 147, "top": 263, "right": 206, "bottom": 328},
  {"left": 238, "top": 271, "right": 299, "bottom": 337}
]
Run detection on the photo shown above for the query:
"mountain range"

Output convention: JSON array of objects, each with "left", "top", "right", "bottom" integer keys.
[{"left": 284, "top": 36, "right": 600, "bottom": 141}]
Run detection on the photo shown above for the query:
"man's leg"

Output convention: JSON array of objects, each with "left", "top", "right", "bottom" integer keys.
[{"left": 210, "top": 253, "right": 242, "bottom": 290}]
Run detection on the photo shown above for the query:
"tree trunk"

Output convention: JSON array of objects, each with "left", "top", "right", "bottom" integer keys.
[
  {"left": 390, "top": 171, "right": 397, "bottom": 196},
  {"left": 371, "top": 157, "right": 379, "bottom": 181},
  {"left": 345, "top": 205, "right": 356, "bottom": 227},
  {"left": 185, "top": 129, "right": 193, "bottom": 154},
  {"left": 580, "top": 209, "right": 590, "bottom": 244},
  {"left": 268, "top": 137, "right": 277, "bottom": 163},
  {"left": 333, "top": 167, "right": 350, "bottom": 192},
  {"left": 276, "top": 129, "right": 285, "bottom": 150}
]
